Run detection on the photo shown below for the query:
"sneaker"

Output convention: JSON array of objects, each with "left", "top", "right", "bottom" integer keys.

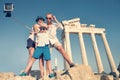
[
  {"left": 19, "top": 72, "right": 27, "bottom": 76},
  {"left": 49, "top": 73, "right": 56, "bottom": 78},
  {"left": 70, "top": 63, "right": 75, "bottom": 68}
]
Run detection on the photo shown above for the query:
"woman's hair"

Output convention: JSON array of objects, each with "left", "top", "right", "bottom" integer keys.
[{"left": 36, "top": 16, "right": 45, "bottom": 22}]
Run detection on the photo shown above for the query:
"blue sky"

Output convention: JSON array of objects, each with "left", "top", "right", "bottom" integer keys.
[{"left": 0, "top": 0, "right": 120, "bottom": 75}]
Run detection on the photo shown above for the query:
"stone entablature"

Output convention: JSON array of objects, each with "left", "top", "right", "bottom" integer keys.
[{"left": 62, "top": 18, "right": 105, "bottom": 34}]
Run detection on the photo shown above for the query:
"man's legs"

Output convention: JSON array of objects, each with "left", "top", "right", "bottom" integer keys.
[{"left": 56, "top": 45, "right": 74, "bottom": 67}]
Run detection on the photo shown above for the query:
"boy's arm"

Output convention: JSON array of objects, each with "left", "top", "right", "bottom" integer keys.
[{"left": 34, "top": 34, "right": 38, "bottom": 48}]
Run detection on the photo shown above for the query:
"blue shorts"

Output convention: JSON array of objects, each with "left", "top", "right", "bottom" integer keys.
[
  {"left": 26, "top": 38, "right": 35, "bottom": 49},
  {"left": 32, "top": 45, "right": 51, "bottom": 60}
]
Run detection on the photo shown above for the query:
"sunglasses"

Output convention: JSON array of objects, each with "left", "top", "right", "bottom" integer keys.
[
  {"left": 46, "top": 17, "right": 52, "bottom": 20},
  {"left": 39, "top": 27, "right": 47, "bottom": 30}
]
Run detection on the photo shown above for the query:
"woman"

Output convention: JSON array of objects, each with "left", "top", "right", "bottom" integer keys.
[{"left": 26, "top": 28, "right": 35, "bottom": 75}]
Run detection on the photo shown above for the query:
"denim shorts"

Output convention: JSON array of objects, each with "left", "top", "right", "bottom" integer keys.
[
  {"left": 32, "top": 45, "right": 51, "bottom": 60},
  {"left": 26, "top": 38, "right": 35, "bottom": 49}
]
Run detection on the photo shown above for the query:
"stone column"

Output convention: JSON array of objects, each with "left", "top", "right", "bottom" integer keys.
[
  {"left": 91, "top": 33, "right": 104, "bottom": 73},
  {"left": 65, "top": 32, "right": 73, "bottom": 61},
  {"left": 101, "top": 32, "right": 118, "bottom": 74},
  {"left": 62, "top": 36, "right": 69, "bottom": 69},
  {"left": 64, "top": 32, "right": 73, "bottom": 69},
  {"left": 78, "top": 32, "right": 88, "bottom": 65}
]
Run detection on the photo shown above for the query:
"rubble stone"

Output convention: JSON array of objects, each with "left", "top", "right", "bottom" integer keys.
[{"left": 0, "top": 65, "right": 119, "bottom": 80}]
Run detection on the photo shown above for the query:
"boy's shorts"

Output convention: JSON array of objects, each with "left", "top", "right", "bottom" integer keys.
[
  {"left": 32, "top": 45, "right": 51, "bottom": 60},
  {"left": 26, "top": 38, "right": 35, "bottom": 49}
]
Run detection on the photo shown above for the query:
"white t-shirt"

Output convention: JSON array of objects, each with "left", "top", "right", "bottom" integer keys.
[
  {"left": 36, "top": 32, "right": 49, "bottom": 47},
  {"left": 48, "top": 23, "right": 63, "bottom": 45},
  {"left": 28, "top": 28, "right": 34, "bottom": 41}
]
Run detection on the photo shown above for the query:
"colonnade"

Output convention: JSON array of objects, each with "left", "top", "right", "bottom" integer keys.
[{"left": 62, "top": 18, "right": 118, "bottom": 75}]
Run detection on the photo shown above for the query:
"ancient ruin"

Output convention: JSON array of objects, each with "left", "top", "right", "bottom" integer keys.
[
  {"left": 0, "top": 18, "right": 120, "bottom": 80},
  {"left": 61, "top": 18, "right": 119, "bottom": 79}
]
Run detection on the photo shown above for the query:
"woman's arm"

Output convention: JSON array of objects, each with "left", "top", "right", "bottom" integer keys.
[{"left": 33, "top": 24, "right": 39, "bottom": 34}]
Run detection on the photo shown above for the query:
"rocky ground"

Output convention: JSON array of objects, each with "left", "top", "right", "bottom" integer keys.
[{"left": 0, "top": 65, "right": 119, "bottom": 80}]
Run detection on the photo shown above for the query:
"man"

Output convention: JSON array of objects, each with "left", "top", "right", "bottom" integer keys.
[{"left": 46, "top": 13, "right": 75, "bottom": 68}]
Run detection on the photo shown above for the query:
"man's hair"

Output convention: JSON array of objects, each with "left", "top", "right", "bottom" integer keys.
[{"left": 46, "top": 13, "right": 53, "bottom": 17}]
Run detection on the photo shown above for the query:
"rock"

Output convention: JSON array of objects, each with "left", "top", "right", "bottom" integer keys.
[
  {"left": 0, "top": 72, "right": 15, "bottom": 80},
  {"left": 0, "top": 65, "right": 119, "bottom": 80},
  {"left": 66, "top": 64, "right": 96, "bottom": 80},
  {"left": 95, "top": 74, "right": 113, "bottom": 80},
  {"left": 0, "top": 72, "right": 36, "bottom": 80},
  {"left": 11, "top": 76, "right": 36, "bottom": 80}
]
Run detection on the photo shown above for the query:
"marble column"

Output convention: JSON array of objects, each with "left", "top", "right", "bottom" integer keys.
[
  {"left": 65, "top": 32, "right": 73, "bottom": 61},
  {"left": 63, "top": 32, "right": 73, "bottom": 69},
  {"left": 62, "top": 36, "right": 69, "bottom": 69},
  {"left": 101, "top": 32, "right": 118, "bottom": 74},
  {"left": 91, "top": 33, "right": 104, "bottom": 73},
  {"left": 78, "top": 32, "right": 88, "bottom": 65}
]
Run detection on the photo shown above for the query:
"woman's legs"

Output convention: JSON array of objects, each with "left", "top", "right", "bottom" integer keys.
[
  {"left": 19, "top": 57, "right": 36, "bottom": 76},
  {"left": 27, "top": 47, "right": 35, "bottom": 74},
  {"left": 24, "top": 58, "right": 36, "bottom": 74}
]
